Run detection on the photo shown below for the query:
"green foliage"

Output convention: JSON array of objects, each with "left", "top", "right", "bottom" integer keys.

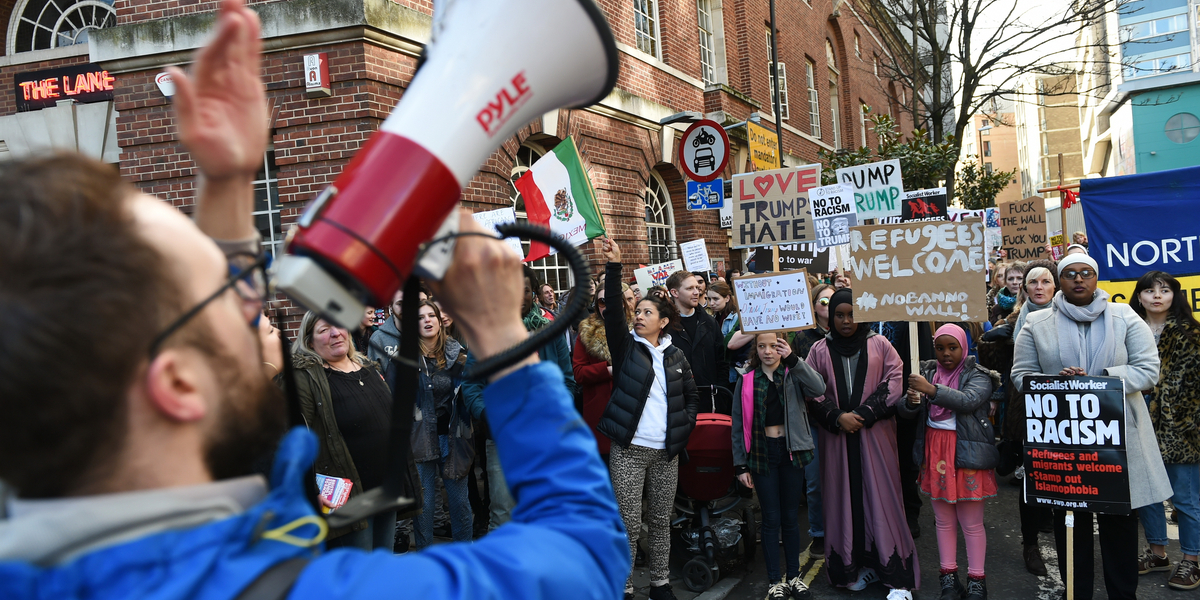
[
  {"left": 956, "top": 158, "right": 1018, "bottom": 209},
  {"left": 817, "top": 112, "right": 958, "bottom": 192}
]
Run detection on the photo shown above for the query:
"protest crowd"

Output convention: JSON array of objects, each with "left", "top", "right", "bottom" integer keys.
[{"left": 1, "top": 3, "right": 1199, "bottom": 600}]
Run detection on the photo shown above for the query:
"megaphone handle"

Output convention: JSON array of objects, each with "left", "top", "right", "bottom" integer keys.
[{"left": 464, "top": 223, "right": 591, "bottom": 380}]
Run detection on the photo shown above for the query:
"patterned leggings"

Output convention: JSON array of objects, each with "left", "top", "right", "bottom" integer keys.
[{"left": 610, "top": 443, "right": 679, "bottom": 590}]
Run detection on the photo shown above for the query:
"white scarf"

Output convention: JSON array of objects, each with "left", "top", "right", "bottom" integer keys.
[{"left": 1053, "top": 289, "right": 1117, "bottom": 374}]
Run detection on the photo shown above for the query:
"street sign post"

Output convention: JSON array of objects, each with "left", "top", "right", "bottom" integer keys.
[{"left": 679, "top": 119, "right": 730, "bottom": 182}]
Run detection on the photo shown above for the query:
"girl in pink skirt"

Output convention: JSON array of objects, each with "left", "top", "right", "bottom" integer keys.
[{"left": 899, "top": 324, "right": 1000, "bottom": 600}]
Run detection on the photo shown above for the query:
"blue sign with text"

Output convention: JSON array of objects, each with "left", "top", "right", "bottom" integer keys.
[{"left": 686, "top": 178, "right": 725, "bottom": 210}]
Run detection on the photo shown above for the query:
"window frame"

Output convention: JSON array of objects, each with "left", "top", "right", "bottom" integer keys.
[
  {"left": 251, "top": 143, "right": 283, "bottom": 257},
  {"left": 510, "top": 143, "right": 576, "bottom": 293},
  {"left": 10, "top": 0, "right": 116, "bottom": 54},
  {"left": 805, "top": 59, "right": 821, "bottom": 138},
  {"left": 1121, "top": 13, "right": 1189, "bottom": 42},
  {"left": 697, "top": 0, "right": 716, "bottom": 85},
  {"left": 633, "top": 0, "right": 662, "bottom": 59},
  {"left": 645, "top": 171, "right": 678, "bottom": 265},
  {"left": 858, "top": 102, "right": 868, "bottom": 148},
  {"left": 827, "top": 41, "right": 842, "bottom": 150}
]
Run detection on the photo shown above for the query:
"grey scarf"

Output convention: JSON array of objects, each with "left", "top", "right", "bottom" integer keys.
[
  {"left": 1053, "top": 289, "right": 1117, "bottom": 375},
  {"left": 1012, "top": 297, "right": 1052, "bottom": 341}
]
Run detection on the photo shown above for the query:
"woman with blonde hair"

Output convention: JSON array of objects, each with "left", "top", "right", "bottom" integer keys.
[{"left": 291, "top": 310, "right": 394, "bottom": 550}]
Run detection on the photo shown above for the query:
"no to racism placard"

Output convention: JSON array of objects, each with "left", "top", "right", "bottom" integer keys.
[
  {"left": 679, "top": 239, "right": 711, "bottom": 272},
  {"left": 634, "top": 260, "right": 684, "bottom": 293},
  {"left": 732, "top": 269, "right": 815, "bottom": 333},
  {"left": 901, "top": 188, "right": 948, "bottom": 222},
  {"left": 730, "top": 164, "right": 821, "bottom": 249},
  {"left": 999, "top": 197, "right": 1050, "bottom": 261},
  {"left": 777, "top": 243, "right": 835, "bottom": 271},
  {"left": 847, "top": 219, "right": 988, "bottom": 321},
  {"left": 836, "top": 159, "right": 904, "bottom": 221},
  {"left": 1022, "top": 375, "right": 1129, "bottom": 514},
  {"left": 810, "top": 184, "right": 858, "bottom": 248}
]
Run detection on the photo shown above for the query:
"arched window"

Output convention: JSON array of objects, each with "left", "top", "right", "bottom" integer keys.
[
  {"left": 510, "top": 142, "right": 575, "bottom": 293},
  {"left": 10, "top": 0, "right": 116, "bottom": 54},
  {"left": 645, "top": 172, "right": 676, "bottom": 264}
]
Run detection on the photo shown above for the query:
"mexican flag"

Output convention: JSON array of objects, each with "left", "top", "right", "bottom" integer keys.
[{"left": 516, "top": 137, "right": 606, "bottom": 261}]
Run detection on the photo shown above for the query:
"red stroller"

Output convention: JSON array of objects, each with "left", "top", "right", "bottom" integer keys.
[{"left": 674, "top": 394, "right": 757, "bottom": 592}]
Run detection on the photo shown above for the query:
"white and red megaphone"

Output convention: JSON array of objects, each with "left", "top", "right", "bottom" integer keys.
[{"left": 276, "top": 0, "right": 617, "bottom": 328}]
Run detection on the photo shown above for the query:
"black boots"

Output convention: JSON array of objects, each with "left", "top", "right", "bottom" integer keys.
[
  {"left": 965, "top": 576, "right": 987, "bottom": 600},
  {"left": 1024, "top": 543, "right": 1048, "bottom": 576},
  {"left": 939, "top": 571, "right": 965, "bottom": 600}
]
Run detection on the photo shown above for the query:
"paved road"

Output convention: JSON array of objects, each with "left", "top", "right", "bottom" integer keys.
[{"left": 632, "top": 476, "right": 1187, "bottom": 600}]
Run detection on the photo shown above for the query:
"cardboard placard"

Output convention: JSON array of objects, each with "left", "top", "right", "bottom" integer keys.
[
  {"left": 901, "top": 188, "right": 948, "bottom": 222},
  {"left": 634, "top": 260, "right": 685, "bottom": 293},
  {"left": 732, "top": 269, "right": 815, "bottom": 333},
  {"left": 835, "top": 159, "right": 904, "bottom": 221},
  {"left": 846, "top": 219, "right": 988, "bottom": 321},
  {"left": 1022, "top": 376, "right": 1129, "bottom": 515},
  {"left": 472, "top": 207, "right": 524, "bottom": 258},
  {"left": 811, "top": 183, "right": 858, "bottom": 248},
  {"left": 1000, "top": 197, "right": 1050, "bottom": 261},
  {"left": 948, "top": 208, "right": 986, "bottom": 222},
  {"left": 730, "top": 164, "right": 821, "bottom": 249},
  {"left": 679, "top": 239, "right": 711, "bottom": 272},
  {"left": 777, "top": 243, "right": 835, "bottom": 271}
]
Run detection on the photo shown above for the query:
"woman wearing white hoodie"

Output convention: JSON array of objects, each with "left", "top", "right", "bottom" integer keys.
[{"left": 594, "top": 237, "right": 699, "bottom": 600}]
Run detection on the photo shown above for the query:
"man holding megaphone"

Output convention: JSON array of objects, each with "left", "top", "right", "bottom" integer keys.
[{"left": 0, "top": 1, "right": 629, "bottom": 599}]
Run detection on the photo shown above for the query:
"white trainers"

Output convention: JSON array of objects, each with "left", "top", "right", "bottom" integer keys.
[
  {"left": 1014, "top": 465, "right": 1025, "bottom": 479},
  {"left": 886, "top": 589, "right": 914, "bottom": 600},
  {"left": 846, "top": 567, "right": 879, "bottom": 591}
]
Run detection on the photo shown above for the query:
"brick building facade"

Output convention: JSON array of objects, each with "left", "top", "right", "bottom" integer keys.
[{"left": 0, "top": 0, "right": 911, "bottom": 334}]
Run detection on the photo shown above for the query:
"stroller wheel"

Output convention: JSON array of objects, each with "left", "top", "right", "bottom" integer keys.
[{"left": 683, "top": 557, "right": 716, "bottom": 592}]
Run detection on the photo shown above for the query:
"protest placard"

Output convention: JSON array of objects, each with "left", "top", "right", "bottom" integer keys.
[
  {"left": 846, "top": 219, "right": 988, "bottom": 321},
  {"left": 679, "top": 239, "right": 711, "bottom": 272},
  {"left": 730, "top": 164, "right": 821, "bottom": 249},
  {"left": 836, "top": 159, "right": 904, "bottom": 221},
  {"left": 999, "top": 197, "right": 1050, "bottom": 261},
  {"left": 732, "top": 269, "right": 815, "bottom": 333},
  {"left": 471, "top": 207, "right": 524, "bottom": 258},
  {"left": 810, "top": 183, "right": 858, "bottom": 248},
  {"left": 948, "top": 208, "right": 985, "bottom": 223},
  {"left": 634, "top": 259, "right": 685, "bottom": 293},
  {"left": 901, "top": 188, "right": 948, "bottom": 222},
  {"left": 777, "top": 243, "right": 835, "bottom": 271},
  {"left": 1022, "top": 375, "right": 1129, "bottom": 514}
]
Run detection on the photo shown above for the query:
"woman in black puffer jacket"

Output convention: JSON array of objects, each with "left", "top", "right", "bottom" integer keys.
[{"left": 595, "top": 236, "right": 698, "bottom": 600}]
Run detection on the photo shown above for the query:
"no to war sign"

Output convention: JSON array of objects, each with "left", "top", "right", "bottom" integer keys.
[
  {"left": 847, "top": 219, "right": 988, "bottom": 321},
  {"left": 732, "top": 269, "right": 816, "bottom": 333},
  {"left": 730, "top": 164, "right": 821, "bottom": 249},
  {"left": 1022, "top": 375, "right": 1129, "bottom": 514},
  {"left": 634, "top": 259, "right": 684, "bottom": 293},
  {"left": 836, "top": 159, "right": 904, "bottom": 221}
]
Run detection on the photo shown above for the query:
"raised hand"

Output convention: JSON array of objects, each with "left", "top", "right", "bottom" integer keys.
[{"left": 595, "top": 236, "right": 621, "bottom": 263}]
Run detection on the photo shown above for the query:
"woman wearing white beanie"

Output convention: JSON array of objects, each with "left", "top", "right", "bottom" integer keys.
[{"left": 1011, "top": 253, "right": 1171, "bottom": 600}]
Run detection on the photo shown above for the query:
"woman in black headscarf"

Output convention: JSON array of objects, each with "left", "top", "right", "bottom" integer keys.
[{"left": 804, "top": 289, "right": 919, "bottom": 599}]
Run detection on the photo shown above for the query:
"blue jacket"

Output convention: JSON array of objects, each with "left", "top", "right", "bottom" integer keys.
[
  {"left": 463, "top": 332, "right": 576, "bottom": 421},
  {"left": 0, "top": 363, "right": 629, "bottom": 600}
]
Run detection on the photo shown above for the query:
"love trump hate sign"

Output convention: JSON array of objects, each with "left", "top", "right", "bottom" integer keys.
[
  {"left": 1022, "top": 376, "right": 1129, "bottom": 514},
  {"left": 836, "top": 159, "right": 904, "bottom": 221},
  {"left": 730, "top": 164, "right": 821, "bottom": 249},
  {"left": 847, "top": 219, "right": 988, "bottom": 321},
  {"left": 732, "top": 269, "right": 816, "bottom": 333}
]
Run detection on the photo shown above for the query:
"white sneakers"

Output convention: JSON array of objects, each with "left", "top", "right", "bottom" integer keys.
[
  {"left": 885, "top": 589, "right": 914, "bottom": 600},
  {"left": 846, "top": 567, "right": 879, "bottom": 591}
]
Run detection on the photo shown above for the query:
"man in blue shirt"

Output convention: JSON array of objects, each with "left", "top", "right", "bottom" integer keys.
[{"left": 0, "top": 1, "right": 629, "bottom": 598}]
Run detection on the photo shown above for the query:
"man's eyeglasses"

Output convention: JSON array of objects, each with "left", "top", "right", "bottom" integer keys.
[
  {"left": 149, "top": 253, "right": 271, "bottom": 357},
  {"left": 1062, "top": 269, "right": 1097, "bottom": 280}
]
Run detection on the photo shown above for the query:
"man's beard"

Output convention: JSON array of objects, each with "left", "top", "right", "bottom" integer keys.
[{"left": 200, "top": 337, "right": 288, "bottom": 481}]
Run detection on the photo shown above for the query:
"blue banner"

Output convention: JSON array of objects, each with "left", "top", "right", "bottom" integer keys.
[
  {"left": 686, "top": 178, "right": 724, "bottom": 210},
  {"left": 1079, "top": 165, "right": 1200, "bottom": 309}
]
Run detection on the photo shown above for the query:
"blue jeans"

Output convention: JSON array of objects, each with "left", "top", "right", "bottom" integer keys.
[
  {"left": 415, "top": 436, "right": 473, "bottom": 549},
  {"left": 752, "top": 436, "right": 805, "bottom": 582},
  {"left": 1138, "top": 462, "right": 1200, "bottom": 555},
  {"left": 485, "top": 439, "right": 515, "bottom": 528},
  {"left": 805, "top": 424, "right": 824, "bottom": 539},
  {"left": 326, "top": 512, "right": 396, "bottom": 551}
]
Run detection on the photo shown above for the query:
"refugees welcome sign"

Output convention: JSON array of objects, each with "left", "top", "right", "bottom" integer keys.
[{"left": 1022, "top": 376, "right": 1129, "bottom": 514}]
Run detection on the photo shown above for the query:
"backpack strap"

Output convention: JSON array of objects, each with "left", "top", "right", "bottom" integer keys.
[{"left": 235, "top": 557, "right": 311, "bottom": 600}]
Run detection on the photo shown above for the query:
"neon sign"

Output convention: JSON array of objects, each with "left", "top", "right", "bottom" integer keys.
[{"left": 15, "top": 63, "right": 115, "bottom": 112}]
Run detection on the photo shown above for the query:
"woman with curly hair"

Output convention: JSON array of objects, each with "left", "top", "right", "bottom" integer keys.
[
  {"left": 573, "top": 280, "right": 635, "bottom": 460},
  {"left": 1130, "top": 271, "right": 1200, "bottom": 590}
]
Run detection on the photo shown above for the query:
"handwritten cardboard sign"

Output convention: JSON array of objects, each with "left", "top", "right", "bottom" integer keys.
[
  {"left": 730, "top": 164, "right": 821, "bottom": 249},
  {"left": 1022, "top": 375, "right": 1129, "bottom": 514},
  {"left": 810, "top": 183, "right": 858, "bottom": 248},
  {"left": 836, "top": 159, "right": 904, "bottom": 221},
  {"left": 732, "top": 269, "right": 815, "bottom": 333},
  {"left": 634, "top": 259, "right": 685, "bottom": 293},
  {"left": 1000, "top": 197, "right": 1050, "bottom": 261},
  {"left": 472, "top": 207, "right": 524, "bottom": 258},
  {"left": 901, "top": 188, "right": 948, "bottom": 222},
  {"left": 846, "top": 219, "right": 988, "bottom": 321},
  {"left": 679, "top": 239, "right": 711, "bottom": 272}
]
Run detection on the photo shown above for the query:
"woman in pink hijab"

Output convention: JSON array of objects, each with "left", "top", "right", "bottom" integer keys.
[{"left": 899, "top": 324, "right": 1002, "bottom": 600}]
